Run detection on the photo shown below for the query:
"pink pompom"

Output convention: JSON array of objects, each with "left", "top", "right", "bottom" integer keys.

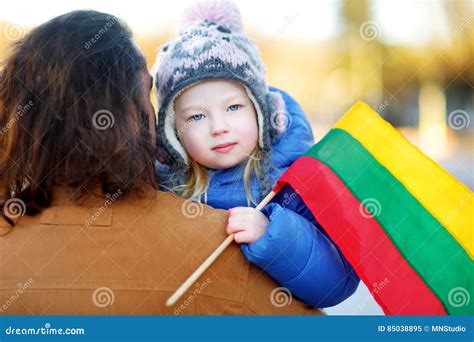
[{"left": 179, "top": 0, "right": 243, "bottom": 33}]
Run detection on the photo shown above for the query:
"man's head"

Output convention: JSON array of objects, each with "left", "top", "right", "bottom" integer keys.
[{"left": 0, "top": 10, "right": 156, "bottom": 218}]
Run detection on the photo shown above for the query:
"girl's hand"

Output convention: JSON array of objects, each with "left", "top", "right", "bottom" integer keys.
[{"left": 226, "top": 207, "right": 269, "bottom": 243}]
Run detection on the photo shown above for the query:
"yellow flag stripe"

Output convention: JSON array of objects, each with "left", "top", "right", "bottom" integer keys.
[{"left": 334, "top": 102, "right": 473, "bottom": 259}]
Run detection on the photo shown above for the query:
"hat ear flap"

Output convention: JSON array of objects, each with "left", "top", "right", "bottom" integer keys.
[
  {"left": 155, "top": 124, "right": 175, "bottom": 166},
  {"left": 156, "top": 101, "right": 189, "bottom": 171}
]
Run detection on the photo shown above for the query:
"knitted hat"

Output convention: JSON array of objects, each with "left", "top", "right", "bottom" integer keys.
[{"left": 153, "top": 0, "right": 286, "bottom": 197}]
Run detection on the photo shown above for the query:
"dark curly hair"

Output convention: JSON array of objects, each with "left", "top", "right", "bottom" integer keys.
[{"left": 0, "top": 10, "right": 156, "bottom": 225}]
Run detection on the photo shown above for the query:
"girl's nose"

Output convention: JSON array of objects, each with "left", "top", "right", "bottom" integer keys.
[{"left": 210, "top": 117, "right": 230, "bottom": 136}]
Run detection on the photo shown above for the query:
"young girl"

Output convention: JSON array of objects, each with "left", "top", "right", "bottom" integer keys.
[{"left": 153, "top": 0, "right": 359, "bottom": 307}]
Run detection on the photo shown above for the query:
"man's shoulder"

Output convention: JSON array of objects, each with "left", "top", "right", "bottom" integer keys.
[{"left": 0, "top": 188, "right": 323, "bottom": 315}]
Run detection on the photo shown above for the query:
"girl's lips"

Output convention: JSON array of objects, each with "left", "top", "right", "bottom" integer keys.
[{"left": 212, "top": 142, "right": 237, "bottom": 153}]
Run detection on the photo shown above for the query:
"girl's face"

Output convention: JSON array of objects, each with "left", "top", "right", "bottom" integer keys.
[{"left": 175, "top": 80, "right": 259, "bottom": 170}]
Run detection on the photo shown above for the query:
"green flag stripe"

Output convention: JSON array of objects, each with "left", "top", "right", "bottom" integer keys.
[{"left": 306, "top": 128, "right": 473, "bottom": 315}]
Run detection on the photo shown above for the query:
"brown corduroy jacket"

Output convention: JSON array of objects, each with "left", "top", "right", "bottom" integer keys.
[{"left": 0, "top": 187, "right": 323, "bottom": 315}]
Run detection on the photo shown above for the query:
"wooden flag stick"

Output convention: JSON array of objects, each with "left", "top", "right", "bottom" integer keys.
[{"left": 166, "top": 190, "right": 277, "bottom": 307}]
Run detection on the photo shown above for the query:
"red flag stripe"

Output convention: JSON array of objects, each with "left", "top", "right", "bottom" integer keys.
[{"left": 274, "top": 156, "right": 447, "bottom": 315}]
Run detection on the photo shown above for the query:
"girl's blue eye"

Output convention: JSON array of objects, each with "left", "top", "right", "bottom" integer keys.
[
  {"left": 227, "top": 104, "right": 241, "bottom": 112},
  {"left": 189, "top": 113, "right": 205, "bottom": 122}
]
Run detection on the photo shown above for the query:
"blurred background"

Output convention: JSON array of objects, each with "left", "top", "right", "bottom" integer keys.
[{"left": 1, "top": 0, "right": 472, "bottom": 314}]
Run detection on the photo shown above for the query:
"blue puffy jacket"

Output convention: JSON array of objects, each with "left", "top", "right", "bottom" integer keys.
[{"left": 155, "top": 87, "right": 359, "bottom": 307}]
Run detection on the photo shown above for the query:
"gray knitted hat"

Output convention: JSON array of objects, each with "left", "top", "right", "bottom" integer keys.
[{"left": 153, "top": 0, "right": 287, "bottom": 197}]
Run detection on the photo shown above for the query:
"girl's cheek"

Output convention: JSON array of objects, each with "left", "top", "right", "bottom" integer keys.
[
  {"left": 181, "top": 129, "right": 206, "bottom": 158},
  {"left": 180, "top": 129, "right": 194, "bottom": 149},
  {"left": 237, "top": 111, "right": 259, "bottom": 143}
]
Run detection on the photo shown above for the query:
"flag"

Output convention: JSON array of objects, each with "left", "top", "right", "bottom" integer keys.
[{"left": 274, "top": 102, "right": 473, "bottom": 315}]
